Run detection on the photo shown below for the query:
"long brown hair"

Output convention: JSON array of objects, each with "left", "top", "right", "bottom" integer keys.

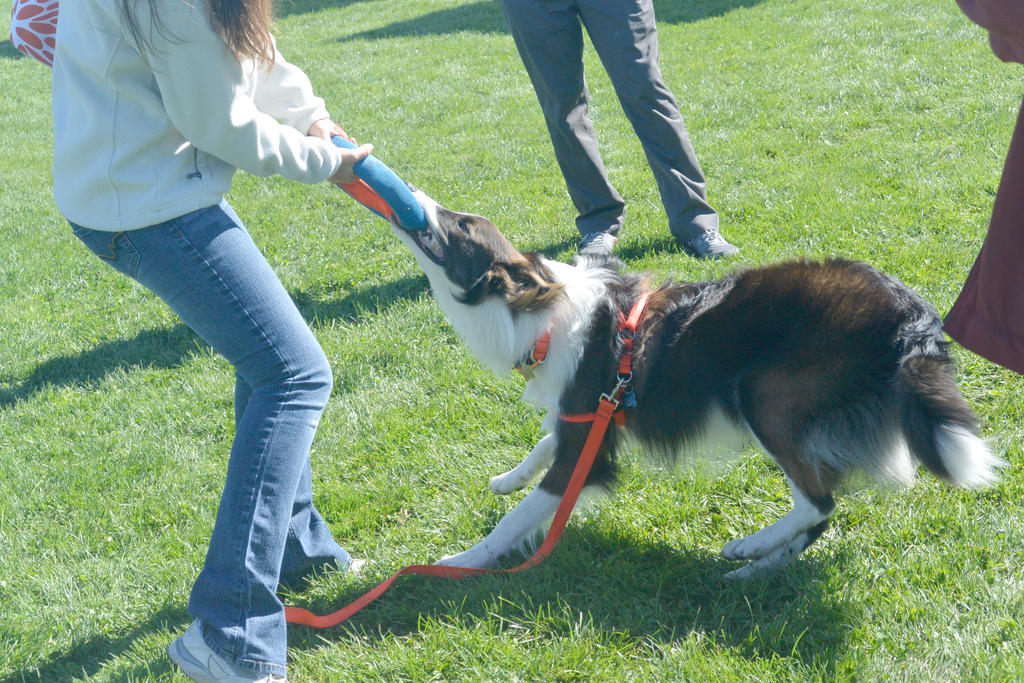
[{"left": 121, "top": 0, "right": 275, "bottom": 65}]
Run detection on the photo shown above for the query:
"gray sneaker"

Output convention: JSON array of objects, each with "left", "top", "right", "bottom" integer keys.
[
  {"left": 168, "top": 621, "right": 287, "bottom": 683},
  {"left": 578, "top": 231, "right": 618, "bottom": 256},
  {"left": 684, "top": 231, "right": 739, "bottom": 259}
]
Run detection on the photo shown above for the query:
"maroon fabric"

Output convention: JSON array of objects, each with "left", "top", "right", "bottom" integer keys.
[
  {"left": 944, "top": 0, "right": 1024, "bottom": 375},
  {"left": 956, "top": 0, "right": 1024, "bottom": 63},
  {"left": 944, "top": 97, "right": 1024, "bottom": 375}
]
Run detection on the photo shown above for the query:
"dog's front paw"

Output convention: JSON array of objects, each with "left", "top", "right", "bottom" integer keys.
[
  {"left": 436, "top": 543, "right": 496, "bottom": 569},
  {"left": 489, "top": 471, "right": 526, "bottom": 495}
]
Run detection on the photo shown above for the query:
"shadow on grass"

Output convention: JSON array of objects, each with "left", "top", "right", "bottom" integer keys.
[
  {"left": 0, "top": 324, "right": 206, "bottom": 410},
  {"left": 1, "top": 40, "right": 27, "bottom": 61},
  {"left": 1, "top": 40, "right": 28, "bottom": 61},
  {"left": 0, "top": 603, "right": 188, "bottom": 683},
  {"left": 521, "top": 235, "right": 711, "bottom": 270},
  {"left": 0, "top": 275, "right": 428, "bottom": 410},
  {"left": 653, "top": 0, "right": 768, "bottom": 23},
  {"left": 287, "top": 525, "right": 856, "bottom": 672},
  {"left": 7, "top": 529, "right": 850, "bottom": 679},
  {"left": 522, "top": 234, "right": 580, "bottom": 261},
  {"left": 339, "top": 1, "right": 506, "bottom": 42},
  {"left": 290, "top": 273, "right": 429, "bottom": 324},
  {"left": 276, "top": 0, "right": 373, "bottom": 17},
  {"left": 615, "top": 235, "right": 691, "bottom": 262},
  {"left": 335, "top": 0, "right": 766, "bottom": 43}
]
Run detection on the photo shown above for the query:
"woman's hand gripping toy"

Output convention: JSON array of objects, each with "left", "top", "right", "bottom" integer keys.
[{"left": 331, "top": 136, "right": 427, "bottom": 231}]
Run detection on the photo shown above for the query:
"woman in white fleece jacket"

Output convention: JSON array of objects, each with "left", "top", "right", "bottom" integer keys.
[{"left": 51, "top": 1, "right": 371, "bottom": 680}]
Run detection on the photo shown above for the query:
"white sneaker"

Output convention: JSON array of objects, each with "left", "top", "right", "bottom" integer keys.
[{"left": 168, "top": 621, "right": 287, "bottom": 683}]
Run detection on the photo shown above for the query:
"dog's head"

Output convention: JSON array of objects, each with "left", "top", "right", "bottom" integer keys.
[
  {"left": 392, "top": 191, "right": 565, "bottom": 372},
  {"left": 393, "top": 191, "right": 563, "bottom": 313}
]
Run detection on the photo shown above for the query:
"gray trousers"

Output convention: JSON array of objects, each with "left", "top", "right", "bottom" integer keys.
[{"left": 498, "top": 0, "right": 717, "bottom": 241}]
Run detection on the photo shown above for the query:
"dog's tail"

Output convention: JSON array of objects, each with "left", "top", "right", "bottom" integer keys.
[{"left": 899, "top": 354, "right": 1004, "bottom": 488}]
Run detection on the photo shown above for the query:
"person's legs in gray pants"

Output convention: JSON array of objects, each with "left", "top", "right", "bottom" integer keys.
[
  {"left": 579, "top": 0, "right": 718, "bottom": 243},
  {"left": 498, "top": 0, "right": 625, "bottom": 238},
  {"left": 498, "top": 0, "right": 731, "bottom": 253}
]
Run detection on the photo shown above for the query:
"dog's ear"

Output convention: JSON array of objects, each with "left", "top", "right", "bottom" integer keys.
[
  {"left": 461, "top": 254, "right": 564, "bottom": 312},
  {"left": 502, "top": 254, "right": 566, "bottom": 312}
]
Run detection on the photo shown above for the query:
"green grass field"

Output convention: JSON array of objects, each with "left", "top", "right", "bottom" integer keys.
[{"left": 3, "top": 0, "right": 1024, "bottom": 680}]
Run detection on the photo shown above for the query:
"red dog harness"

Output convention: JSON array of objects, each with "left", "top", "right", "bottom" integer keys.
[
  {"left": 558, "top": 291, "right": 650, "bottom": 426},
  {"left": 516, "top": 291, "right": 649, "bottom": 425},
  {"left": 285, "top": 292, "right": 650, "bottom": 628}
]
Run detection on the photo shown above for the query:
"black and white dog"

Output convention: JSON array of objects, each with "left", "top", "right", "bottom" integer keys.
[{"left": 392, "top": 193, "right": 1003, "bottom": 578}]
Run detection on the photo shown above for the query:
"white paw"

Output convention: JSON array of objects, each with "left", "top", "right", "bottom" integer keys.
[
  {"left": 722, "top": 494, "right": 829, "bottom": 562},
  {"left": 720, "top": 548, "right": 790, "bottom": 581},
  {"left": 723, "top": 521, "right": 829, "bottom": 579},
  {"left": 721, "top": 526, "right": 789, "bottom": 561},
  {"left": 435, "top": 544, "right": 494, "bottom": 569},
  {"left": 724, "top": 541, "right": 798, "bottom": 580},
  {"left": 489, "top": 471, "right": 526, "bottom": 495}
]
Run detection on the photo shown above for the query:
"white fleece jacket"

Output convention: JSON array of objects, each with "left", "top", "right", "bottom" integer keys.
[{"left": 51, "top": 0, "right": 345, "bottom": 231}]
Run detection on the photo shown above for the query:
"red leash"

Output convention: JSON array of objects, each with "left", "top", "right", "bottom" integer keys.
[
  {"left": 285, "top": 293, "right": 650, "bottom": 629},
  {"left": 284, "top": 397, "right": 618, "bottom": 628}
]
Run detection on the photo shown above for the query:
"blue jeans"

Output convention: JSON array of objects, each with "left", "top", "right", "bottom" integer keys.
[{"left": 71, "top": 201, "right": 350, "bottom": 676}]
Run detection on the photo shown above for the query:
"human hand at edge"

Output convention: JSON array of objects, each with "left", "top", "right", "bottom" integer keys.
[
  {"left": 307, "top": 118, "right": 372, "bottom": 184},
  {"left": 328, "top": 142, "right": 374, "bottom": 185},
  {"left": 307, "top": 117, "right": 351, "bottom": 142}
]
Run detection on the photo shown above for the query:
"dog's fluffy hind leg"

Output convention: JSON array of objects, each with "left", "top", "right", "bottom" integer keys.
[
  {"left": 721, "top": 476, "right": 833, "bottom": 579},
  {"left": 723, "top": 517, "right": 831, "bottom": 580},
  {"left": 490, "top": 433, "right": 558, "bottom": 495}
]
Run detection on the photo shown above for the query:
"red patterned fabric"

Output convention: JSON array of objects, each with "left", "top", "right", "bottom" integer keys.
[{"left": 10, "top": 0, "right": 59, "bottom": 67}]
